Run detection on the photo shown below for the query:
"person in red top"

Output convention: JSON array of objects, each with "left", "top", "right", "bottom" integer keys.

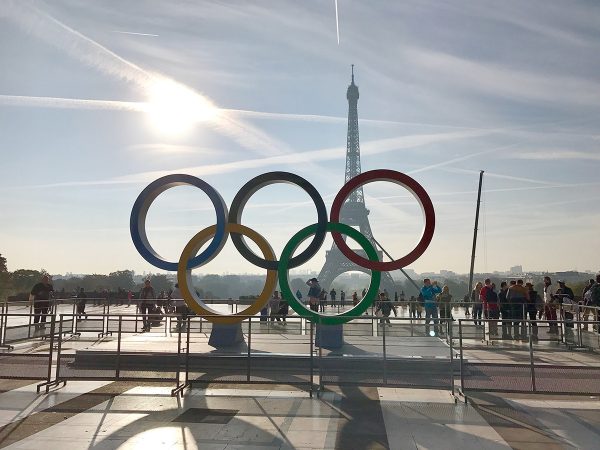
[{"left": 479, "top": 279, "right": 492, "bottom": 324}]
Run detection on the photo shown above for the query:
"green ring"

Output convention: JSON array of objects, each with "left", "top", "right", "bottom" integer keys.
[{"left": 279, "top": 222, "right": 381, "bottom": 325}]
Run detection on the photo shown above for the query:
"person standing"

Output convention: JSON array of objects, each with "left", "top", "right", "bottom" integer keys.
[
  {"left": 76, "top": 287, "right": 88, "bottom": 320},
  {"left": 30, "top": 275, "right": 54, "bottom": 329},
  {"left": 170, "top": 283, "right": 188, "bottom": 331},
  {"left": 472, "top": 281, "right": 484, "bottom": 326},
  {"left": 542, "top": 277, "right": 558, "bottom": 333},
  {"left": 437, "top": 285, "right": 453, "bottom": 336},
  {"left": 126, "top": 289, "right": 133, "bottom": 307},
  {"left": 279, "top": 292, "right": 289, "bottom": 323},
  {"left": 556, "top": 280, "right": 575, "bottom": 333},
  {"left": 306, "top": 278, "right": 321, "bottom": 313},
  {"left": 525, "top": 283, "right": 540, "bottom": 340},
  {"left": 319, "top": 289, "right": 327, "bottom": 312},
  {"left": 340, "top": 290, "right": 346, "bottom": 308},
  {"left": 486, "top": 283, "right": 500, "bottom": 337},
  {"left": 269, "top": 291, "right": 281, "bottom": 322},
  {"left": 139, "top": 279, "right": 155, "bottom": 332},
  {"left": 507, "top": 279, "right": 528, "bottom": 339},
  {"left": 352, "top": 291, "right": 359, "bottom": 306},
  {"left": 329, "top": 288, "right": 337, "bottom": 307},
  {"left": 421, "top": 279, "right": 442, "bottom": 336},
  {"left": 499, "top": 282, "right": 511, "bottom": 339}
]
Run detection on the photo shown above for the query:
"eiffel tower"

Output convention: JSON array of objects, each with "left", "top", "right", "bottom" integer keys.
[{"left": 318, "top": 66, "right": 396, "bottom": 295}]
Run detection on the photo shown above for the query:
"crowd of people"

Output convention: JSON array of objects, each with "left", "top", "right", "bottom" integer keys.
[{"left": 24, "top": 272, "right": 600, "bottom": 338}]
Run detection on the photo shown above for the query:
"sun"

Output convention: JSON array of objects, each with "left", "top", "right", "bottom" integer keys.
[{"left": 145, "top": 77, "right": 219, "bottom": 136}]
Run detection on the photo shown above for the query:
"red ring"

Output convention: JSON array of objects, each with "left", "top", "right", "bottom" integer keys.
[{"left": 330, "top": 169, "right": 435, "bottom": 271}]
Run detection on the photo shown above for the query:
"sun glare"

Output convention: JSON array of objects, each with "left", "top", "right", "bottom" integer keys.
[{"left": 145, "top": 78, "right": 219, "bottom": 136}]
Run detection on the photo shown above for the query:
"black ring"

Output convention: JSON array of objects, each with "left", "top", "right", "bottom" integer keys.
[{"left": 228, "top": 171, "right": 328, "bottom": 270}]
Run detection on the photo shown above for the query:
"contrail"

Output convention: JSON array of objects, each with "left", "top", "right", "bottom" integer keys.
[
  {"left": 0, "top": 94, "right": 491, "bottom": 130},
  {"left": 112, "top": 30, "right": 159, "bottom": 37},
  {"left": 334, "top": 0, "right": 340, "bottom": 44},
  {"left": 0, "top": 94, "right": 147, "bottom": 112}
]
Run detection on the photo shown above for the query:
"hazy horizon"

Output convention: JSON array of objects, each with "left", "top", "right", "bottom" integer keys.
[{"left": 1, "top": 1, "right": 599, "bottom": 277}]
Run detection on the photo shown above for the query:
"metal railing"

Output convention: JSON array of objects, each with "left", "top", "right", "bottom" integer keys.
[
  {"left": 3, "top": 304, "right": 600, "bottom": 398},
  {"left": 458, "top": 318, "right": 600, "bottom": 400}
]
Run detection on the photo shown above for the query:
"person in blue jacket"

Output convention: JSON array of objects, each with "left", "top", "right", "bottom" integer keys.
[{"left": 421, "top": 278, "right": 442, "bottom": 336}]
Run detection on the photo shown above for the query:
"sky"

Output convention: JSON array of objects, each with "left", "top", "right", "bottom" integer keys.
[{"left": 1, "top": 0, "right": 599, "bottom": 279}]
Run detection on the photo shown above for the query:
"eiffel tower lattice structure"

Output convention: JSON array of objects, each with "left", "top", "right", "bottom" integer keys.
[{"left": 317, "top": 66, "right": 396, "bottom": 295}]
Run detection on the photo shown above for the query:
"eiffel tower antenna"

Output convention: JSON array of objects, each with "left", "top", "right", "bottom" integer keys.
[{"left": 317, "top": 66, "right": 396, "bottom": 295}]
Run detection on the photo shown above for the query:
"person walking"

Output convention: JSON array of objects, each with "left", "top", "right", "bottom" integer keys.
[
  {"left": 329, "top": 288, "right": 337, "bottom": 307},
  {"left": 375, "top": 292, "right": 396, "bottom": 326},
  {"left": 421, "top": 279, "right": 442, "bottom": 336},
  {"left": 139, "top": 279, "right": 155, "bottom": 332},
  {"left": 76, "top": 287, "right": 88, "bottom": 320},
  {"left": 30, "top": 275, "right": 54, "bottom": 329},
  {"left": 306, "top": 278, "right": 321, "bottom": 313}
]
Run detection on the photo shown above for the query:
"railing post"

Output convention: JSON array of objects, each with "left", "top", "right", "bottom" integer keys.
[
  {"left": 529, "top": 321, "right": 536, "bottom": 392},
  {"left": 247, "top": 317, "right": 252, "bottom": 382},
  {"left": 309, "top": 318, "right": 314, "bottom": 397},
  {"left": 459, "top": 319, "right": 465, "bottom": 401},
  {"left": 577, "top": 306, "right": 583, "bottom": 348},
  {"left": 28, "top": 302, "right": 33, "bottom": 339},
  {"left": 382, "top": 316, "right": 387, "bottom": 385},
  {"left": 449, "top": 319, "right": 455, "bottom": 396},
  {"left": 318, "top": 317, "right": 323, "bottom": 395},
  {"left": 116, "top": 315, "right": 122, "bottom": 379},
  {"left": 185, "top": 317, "right": 191, "bottom": 387}
]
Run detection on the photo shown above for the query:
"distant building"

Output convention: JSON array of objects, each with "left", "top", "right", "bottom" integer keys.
[{"left": 509, "top": 265, "right": 523, "bottom": 274}]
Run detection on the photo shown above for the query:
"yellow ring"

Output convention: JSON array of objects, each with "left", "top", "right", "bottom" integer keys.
[{"left": 177, "top": 223, "right": 277, "bottom": 324}]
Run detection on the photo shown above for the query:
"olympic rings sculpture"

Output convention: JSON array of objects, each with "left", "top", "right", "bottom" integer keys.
[{"left": 130, "top": 170, "right": 435, "bottom": 325}]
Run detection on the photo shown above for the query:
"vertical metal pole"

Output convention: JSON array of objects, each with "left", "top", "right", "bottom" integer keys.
[
  {"left": 318, "top": 318, "right": 323, "bottom": 394},
  {"left": 467, "top": 170, "right": 484, "bottom": 299},
  {"left": 382, "top": 316, "right": 387, "bottom": 385},
  {"left": 116, "top": 316, "right": 122, "bottom": 379},
  {"left": 528, "top": 321, "right": 536, "bottom": 392},
  {"left": 175, "top": 316, "right": 182, "bottom": 390},
  {"left": 449, "top": 319, "right": 455, "bottom": 396},
  {"left": 55, "top": 315, "right": 63, "bottom": 383},
  {"left": 577, "top": 306, "right": 583, "bottom": 347},
  {"left": 247, "top": 317, "right": 252, "bottom": 382},
  {"left": 185, "top": 317, "right": 191, "bottom": 386},
  {"left": 459, "top": 320, "right": 465, "bottom": 396},
  {"left": 309, "top": 319, "right": 314, "bottom": 397},
  {"left": 28, "top": 303, "right": 33, "bottom": 339},
  {"left": 45, "top": 314, "right": 56, "bottom": 390}
]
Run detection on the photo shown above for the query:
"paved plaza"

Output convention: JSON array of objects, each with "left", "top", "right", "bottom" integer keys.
[{"left": 2, "top": 380, "right": 600, "bottom": 449}]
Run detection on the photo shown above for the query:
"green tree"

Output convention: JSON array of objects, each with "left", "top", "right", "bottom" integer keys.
[
  {"left": 108, "top": 270, "right": 135, "bottom": 290},
  {"left": 11, "top": 269, "right": 42, "bottom": 294}
]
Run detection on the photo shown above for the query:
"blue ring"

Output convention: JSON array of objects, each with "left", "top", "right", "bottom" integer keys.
[{"left": 130, "top": 174, "right": 228, "bottom": 271}]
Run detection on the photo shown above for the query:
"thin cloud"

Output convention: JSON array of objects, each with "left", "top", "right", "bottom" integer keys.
[
  {"left": 112, "top": 30, "right": 159, "bottom": 37},
  {"left": 507, "top": 150, "right": 600, "bottom": 161}
]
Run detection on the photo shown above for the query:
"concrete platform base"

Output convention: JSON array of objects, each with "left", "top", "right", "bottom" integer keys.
[{"left": 208, "top": 323, "right": 244, "bottom": 348}]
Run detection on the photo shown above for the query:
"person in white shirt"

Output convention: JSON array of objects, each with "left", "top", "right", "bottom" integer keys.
[{"left": 543, "top": 276, "right": 558, "bottom": 334}]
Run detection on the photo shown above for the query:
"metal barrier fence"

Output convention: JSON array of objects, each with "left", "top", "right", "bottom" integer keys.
[
  {"left": 458, "top": 318, "right": 600, "bottom": 399},
  {"left": 3, "top": 306, "right": 600, "bottom": 398}
]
